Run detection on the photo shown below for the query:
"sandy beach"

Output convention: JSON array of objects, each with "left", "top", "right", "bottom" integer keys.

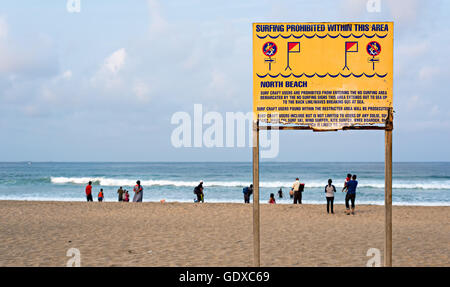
[{"left": 0, "top": 200, "right": 448, "bottom": 267}]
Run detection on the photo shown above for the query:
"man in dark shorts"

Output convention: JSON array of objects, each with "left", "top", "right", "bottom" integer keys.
[
  {"left": 345, "top": 175, "right": 358, "bottom": 215},
  {"left": 292, "top": 178, "right": 304, "bottom": 204},
  {"left": 295, "top": 182, "right": 305, "bottom": 204},
  {"left": 243, "top": 184, "right": 253, "bottom": 203},
  {"left": 117, "top": 186, "right": 124, "bottom": 201},
  {"left": 85, "top": 181, "right": 93, "bottom": 202}
]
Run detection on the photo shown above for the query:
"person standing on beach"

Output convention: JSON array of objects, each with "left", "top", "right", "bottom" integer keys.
[
  {"left": 342, "top": 173, "right": 352, "bottom": 192},
  {"left": 325, "top": 179, "right": 336, "bottom": 214},
  {"left": 98, "top": 188, "right": 104, "bottom": 202},
  {"left": 292, "top": 178, "right": 300, "bottom": 203},
  {"left": 345, "top": 175, "right": 358, "bottom": 215},
  {"left": 85, "top": 181, "right": 93, "bottom": 202},
  {"left": 133, "top": 180, "right": 143, "bottom": 202},
  {"left": 243, "top": 184, "right": 253, "bottom": 203},
  {"left": 194, "top": 181, "right": 204, "bottom": 203},
  {"left": 117, "top": 186, "right": 124, "bottom": 202},
  {"left": 292, "top": 178, "right": 304, "bottom": 204},
  {"left": 278, "top": 188, "right": 283, "bottom": 199}
]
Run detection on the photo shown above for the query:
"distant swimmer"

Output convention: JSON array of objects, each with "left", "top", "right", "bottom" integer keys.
[
  {"left": 278, "top": 188, "right": 283, "bottom": 199},
  {"left": 133, "top": 180, "right": 143, "bottom": 202}
]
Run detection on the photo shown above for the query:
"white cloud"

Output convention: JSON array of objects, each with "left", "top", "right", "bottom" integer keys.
[
  {"left": 61, "top": 70, "right": 72, "bottom": 79},
  {"left": 91, "top": 48, "right": 127, "bottom": 89},
  {"left": 104, "top": 48, "right": 126, "bottom": 74},
  {"left": 52, "top": 70, "right": 72, "bottom": 81}
]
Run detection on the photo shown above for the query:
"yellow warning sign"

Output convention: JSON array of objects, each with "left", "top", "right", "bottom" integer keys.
[{"left": 253, "top": 22, "right": 393, "bottom": 130}]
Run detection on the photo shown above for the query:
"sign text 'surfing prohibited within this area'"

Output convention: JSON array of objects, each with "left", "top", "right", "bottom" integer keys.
[{"left": 253, "top": 22, "right": 393, "bottom": 130}]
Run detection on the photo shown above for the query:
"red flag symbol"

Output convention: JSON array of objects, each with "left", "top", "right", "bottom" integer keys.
[
  {"left": 288, "top": 42, "right": 300, "bottom": 52},
  {"left": 345, "top": 42, "right": 358, "bottom": 52}
]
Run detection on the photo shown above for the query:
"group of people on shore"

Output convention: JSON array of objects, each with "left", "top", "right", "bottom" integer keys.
[
  {"left": 83, "top": 174, "right": 359, "bottom": 215},
  {"left": 243, "top": 173, "right": 359, "bottom": 215},
  {"left": 84, "top": 180, "right": 144, "bottom": 202}
]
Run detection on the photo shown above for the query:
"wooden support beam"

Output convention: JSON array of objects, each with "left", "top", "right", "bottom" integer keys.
[
  {"left": 258, "top": 125, "right": 387, "bottom": 131},
  {"left": 384, "top": 108, "right": 393, "bottom": 267},
  {"left": 252, "top": 120, "right": 260, "bottom": 267}
]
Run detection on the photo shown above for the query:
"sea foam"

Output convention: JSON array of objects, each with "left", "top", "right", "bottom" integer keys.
[{"left": 50, "top": 177, "right": 450, "bottom": 190}]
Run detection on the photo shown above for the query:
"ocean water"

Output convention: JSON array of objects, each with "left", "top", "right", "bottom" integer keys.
[{"left": 0, "top": 162, "right": 449, "bottom": 206}]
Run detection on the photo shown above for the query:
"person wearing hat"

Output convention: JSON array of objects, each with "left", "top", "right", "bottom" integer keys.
[{"left": 133, "top": 180, "right": 144, "bottom": 202}]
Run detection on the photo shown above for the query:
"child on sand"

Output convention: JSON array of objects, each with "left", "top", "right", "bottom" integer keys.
[
  {"left": 269, "top": 193, "right": 276, "bottom": 204},
  {"left": 98, "top": 189, "right": 104, "bottom": 202},
  {"left": 123, "top": 190, "right": 130, "bottom": 202}
]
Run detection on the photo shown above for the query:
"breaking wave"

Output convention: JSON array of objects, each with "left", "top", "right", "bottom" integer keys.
[{"left": 50, "top": 177, "right": 450, "bottom": 190}]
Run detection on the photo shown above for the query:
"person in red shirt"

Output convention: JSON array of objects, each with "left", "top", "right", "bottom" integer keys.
[
  {"left": 123, "top": 190, "right": 130, "bottom": 202},
  {"left": 268, "top": 193, "right": 276, "bottom": 204},
  {"left": 85, "top": 181, "right": 93, "bottom": 202},
  {"left": 342, "top": 173, "right": 352, "bottom": 192}
]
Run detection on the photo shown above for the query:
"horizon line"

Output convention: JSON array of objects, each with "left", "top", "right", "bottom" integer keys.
[{"left": 1, "top": 161, "right": 450, "bottom": 164}]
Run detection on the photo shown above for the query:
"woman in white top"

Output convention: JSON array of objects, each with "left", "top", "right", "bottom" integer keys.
[{"left": 325, "top": 179, "right": 336, "bottom": 214}]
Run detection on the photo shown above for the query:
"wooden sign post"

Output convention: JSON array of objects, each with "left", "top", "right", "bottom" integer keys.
[
  {"left": 252, "top": 22, "right": 394, "bottom": 267},
  {"left": 252, "top": 113, "right": 393, "bottom": 267},
  {"left": 252, "top": 120, "right": 260, "bottom": 267},
  {"left": 384, "top": 108, "right": 393, "bottom": 267}
]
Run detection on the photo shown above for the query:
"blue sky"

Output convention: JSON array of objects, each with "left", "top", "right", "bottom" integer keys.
[{"left": 0, "top": 0, "right": 449, "bottom": 162}]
